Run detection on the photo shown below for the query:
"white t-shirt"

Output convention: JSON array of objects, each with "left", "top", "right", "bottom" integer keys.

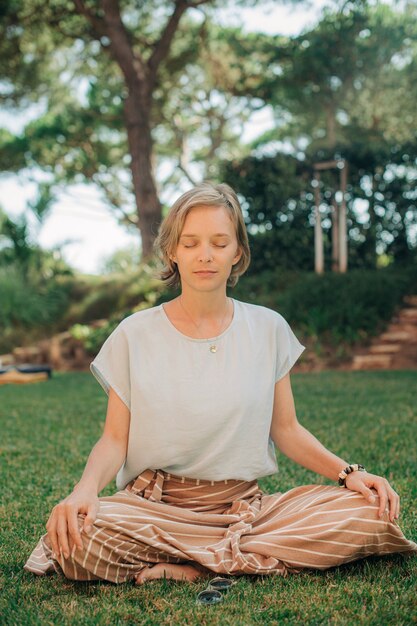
[{"left": 90, "top": 298, "right": 306, "bottom": 489}]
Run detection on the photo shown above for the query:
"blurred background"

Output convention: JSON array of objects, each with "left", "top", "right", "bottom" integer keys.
[{"left": 0, "top": 0, "right": 416, "bottom": 369}]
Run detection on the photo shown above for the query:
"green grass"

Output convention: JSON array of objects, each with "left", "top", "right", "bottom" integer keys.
[{"left": 0, "top": 370, "right": 416, "bottom": 625}]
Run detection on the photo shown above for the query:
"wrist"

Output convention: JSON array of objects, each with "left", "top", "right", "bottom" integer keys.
[
  {"left": 337, "top": 463, "right": 366, "bottom": 488},
  {"left": 73, "top": 480, "right": 98, "bottom": 495}
]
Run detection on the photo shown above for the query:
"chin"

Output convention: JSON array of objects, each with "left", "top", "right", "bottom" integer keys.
[{"left": 186, "top": 278, "right": 226, "bottom": 292}]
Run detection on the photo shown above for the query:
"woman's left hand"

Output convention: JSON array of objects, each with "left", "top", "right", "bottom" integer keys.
[{"left": 344, "top": 471, "right": 400, "bottom": 523}]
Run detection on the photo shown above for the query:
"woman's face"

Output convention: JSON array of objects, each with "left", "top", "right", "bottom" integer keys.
[{"left": 171, "top": 205, "right": 242, "bottom": 294}]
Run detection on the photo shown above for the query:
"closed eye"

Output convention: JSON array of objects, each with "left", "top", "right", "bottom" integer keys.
[{"left": 183, "top": 243, "right": 227, "bottom": 248}]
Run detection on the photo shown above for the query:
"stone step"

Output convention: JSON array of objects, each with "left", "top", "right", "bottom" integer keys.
[
  {"left": 398, "top": 308, "right": 417, "bottom": 322},
  {"left": 369, "top": 344, "right": 401, "bottom": 354},
  {"left": 404, "top": 295, "right": 417, "bottom": 307},
  {"left": 386, "top": 322, "right": 417, "bottom": 337},
  {"left": 352, "top": 354, "right": 393, "bottom": 370},
  {"left": 349, "top": 296, "right": 417, "bottom": 370},
  {"left": 380, "top": 331, "right": 413, "bottom": 342},
  {"left": 391, "top": 355, "right": 417, "bottom": 368},
  {"left": 398, "top": 344, "right": 417, "bottom": 356}
]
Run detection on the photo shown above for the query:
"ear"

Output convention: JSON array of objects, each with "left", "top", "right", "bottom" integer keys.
[{"left": 232, "top": 247, "right": 242, "bottom": 265}]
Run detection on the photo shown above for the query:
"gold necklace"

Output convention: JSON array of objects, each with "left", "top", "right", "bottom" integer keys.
[{"left": 178, "top": 297, "right": 231, "bottom": 353}]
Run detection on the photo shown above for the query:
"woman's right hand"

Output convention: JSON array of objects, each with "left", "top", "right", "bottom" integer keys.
[{"left": 46, "top": 487, "right": 99, "bottom": 560}]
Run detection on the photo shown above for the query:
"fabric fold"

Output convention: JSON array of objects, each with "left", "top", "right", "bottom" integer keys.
[{"left": 24, "top": 469, "right": 417, "bottom": 583}]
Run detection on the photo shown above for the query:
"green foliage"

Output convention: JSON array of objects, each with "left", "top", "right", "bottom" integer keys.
[
  {"left": 222, "top": 153, "right": 314, "bottom": 272},
  {"left": 233, "top": 263, "right": 417, "bottom": 348},
  {"left": 1, "top": 0, "right": 416, "bottom": 271},
  {"left": 0, "top": 263, "right": 71, "bottom": 352},
  {"left": 98, "top": 244, "right": 141, "bottom": 274},
  {"left": 232, "top": 2, "right": 417, "bottom": 273},
  {"left": 68, "top": 260, "right": 401, "bottom": 361},
  {"left": 1, "top": 0, "right": 416, "bottom": 364},
  {"left": 222, "top": 142, "right": 417, "bottom": 272},
  {"left": 69, "top": 295, "right": 160, "bottom": 356},
  {"left": 0, "top": 207, "right": 75, "bottom": 352},
  {"left": 66, "top": 263, "right": 165, "bottom": 354},
  {"left": 0, "top": 3, "right": 267, "bottom": 222},
  {"left": 0, "top": 252, "right": 167, "bottom": 354},
  {"left": 70, "top": 317, "right": 128, "bottom": 356},
  {"left": 259, "top": 2, "right": 417, "bottom": 149},
  {"left": 231, "top": 266, "right": 305, "bottom": 306},
  {"left": 0, "top": 206, "right": 73, "bottom": 276},
  {"left": 279, "top": 265, "right": 417, "bottom": 343},
  {"left": 0, "top": 208, "right": 34, "bottom": 269}
]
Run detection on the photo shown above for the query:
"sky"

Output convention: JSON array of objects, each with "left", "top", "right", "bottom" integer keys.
[{"left": 0, "top": 1, "right": 329, "bottom": 275}]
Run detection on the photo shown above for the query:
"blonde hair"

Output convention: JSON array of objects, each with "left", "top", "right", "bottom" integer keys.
[{"left": 154, "top": 182, "right": 251, "bottom": 289}]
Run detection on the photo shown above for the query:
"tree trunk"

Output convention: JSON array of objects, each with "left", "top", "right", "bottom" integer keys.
[
  {"left": 73, "top": 0, "right": 195, "bottom": 259},
  {"left": 124, "top": 86, "right": 162, "bottom": 258}
]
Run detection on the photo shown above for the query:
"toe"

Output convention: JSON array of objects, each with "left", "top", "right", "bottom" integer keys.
[{"left": 135, "top": 567, "right": 150, "bottom": 584}]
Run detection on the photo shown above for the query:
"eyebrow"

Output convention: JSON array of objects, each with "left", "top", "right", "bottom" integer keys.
[{"left": 180, "top": 233, "right": 231, "bottom": 238}]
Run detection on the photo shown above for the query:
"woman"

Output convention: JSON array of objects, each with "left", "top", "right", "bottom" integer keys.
[{"left": 25, "top": 182, "right": 417, "bottom": 584}]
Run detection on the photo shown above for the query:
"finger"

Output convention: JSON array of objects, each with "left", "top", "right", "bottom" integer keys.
[
  {"left": 345, "top": 473, "right": 376, "bottom": 503},
  {"left": 83, "top": 502, "right": 98, "bottom": 534},
  {"left": 46, "top": 514, "right": 60, "bottom": 559},
  {"left": 56, "top": 515, "right": 71, "bottom": 559},
  {"left": 366, "top": 490, "right": 376, "bottom": 504},
  {"left": 67, "top": 510, "right": 83, "bottom": 551},
  {"left": 83, "top": 515, "right": 94, "bottom": 535},
  {"left": 376, "top": 485, "right": 388, "bottom": 518},
  {"left": 387, "top": 488, "right": 399, "bottom": 522},
  {"left": 358, "top": 485, "right": 376, "bottom": 504}
]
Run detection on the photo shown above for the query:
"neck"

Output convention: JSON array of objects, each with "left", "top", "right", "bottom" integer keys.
[{"left": 179, "top": 289, "right": 230, "bottom": 320}]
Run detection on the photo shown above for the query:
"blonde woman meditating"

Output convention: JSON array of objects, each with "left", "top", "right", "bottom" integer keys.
[{"left": 25, "top": 182, "right": 417, "bottom": 584}]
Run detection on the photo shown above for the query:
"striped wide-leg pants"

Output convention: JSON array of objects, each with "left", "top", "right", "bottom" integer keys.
[{"left": 24, "top": 469, "right": 417, "bottom": 583}]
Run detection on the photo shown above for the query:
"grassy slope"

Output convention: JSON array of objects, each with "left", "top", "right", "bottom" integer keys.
[{"left": 0, "top": 370, "right": 416, "bottom": 625}]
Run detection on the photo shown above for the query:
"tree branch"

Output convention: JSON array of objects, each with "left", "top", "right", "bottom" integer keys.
[
  {"left": 93, "top": 176, "right": 139, "bottom": 227},
  {"left": 147, "top": 0, "right": 212, "bottom": 84},
  {"left": 100, "top": 0, "right": 147, "bottom": 84},
  {"left": 147, "top": 1, "right": 189, "bottom": 82},
  {"left": 178, "top": 161, "right": 198, "bottom": 186},
  {"left": 186, "top": 0, "right": 213, "bottom": 7},
  {"left": 72, "top": 0, "right": 108, "bottom": 39}
]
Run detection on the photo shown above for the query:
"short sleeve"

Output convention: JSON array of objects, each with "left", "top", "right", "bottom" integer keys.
[
  {"left": 89, "top": 324, "right": 131, "bottom": 410},
  {"left": 275, "top": 316, "right": 306, "bottom": 383}
]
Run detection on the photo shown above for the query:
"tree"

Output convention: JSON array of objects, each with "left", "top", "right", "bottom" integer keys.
[
  {"left": 151, "top": 24, "right": 280, "bottom": 192},
  {"left": 0, "top": 201, "right": 73, "bottom": 279},
  {"left": 222, "top": 154, "right": 315, "bottom": 273},
  {"left": 1, "top": 1, "right": 219, "bottom": 257},
  {"left": 245, "top": 1, "right": 417, "bottom": 268},
  {"left": 0, "top": 0, "right": 285, "bottom": 259}
]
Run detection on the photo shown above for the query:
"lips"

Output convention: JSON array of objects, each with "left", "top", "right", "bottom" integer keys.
[{"left": 193, "top": 270, "right": 218, "bottom": 277}]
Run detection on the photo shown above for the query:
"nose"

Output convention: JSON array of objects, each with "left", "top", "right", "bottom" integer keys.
[{"left": 198, "top": 245, "right": 213, "bottom": 263}]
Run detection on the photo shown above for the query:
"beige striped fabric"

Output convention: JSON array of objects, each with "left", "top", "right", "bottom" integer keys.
[{"left": 24, "top": 469, "right": 417, "bottom": 583}]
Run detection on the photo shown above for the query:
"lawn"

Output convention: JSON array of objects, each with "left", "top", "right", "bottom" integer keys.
[{"left": 0, "top": 370, "right": 416, "bottom": 625}]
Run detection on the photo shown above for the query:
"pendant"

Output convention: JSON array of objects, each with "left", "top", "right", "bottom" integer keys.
[{"left": 209, "top": 344, "right": 217, "bottom": 353}]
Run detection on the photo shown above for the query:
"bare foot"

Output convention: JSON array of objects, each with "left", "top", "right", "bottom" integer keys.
[{"left": 135, "top": 563, "right": 205, "bottom": 585}]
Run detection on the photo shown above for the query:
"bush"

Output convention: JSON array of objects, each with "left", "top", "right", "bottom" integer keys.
[
  {"left": 0, "top": 264, "right": 71, "bottom": 352},
  {"left": 232, "top": 262, "right": 417, "bottom": 347}
]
